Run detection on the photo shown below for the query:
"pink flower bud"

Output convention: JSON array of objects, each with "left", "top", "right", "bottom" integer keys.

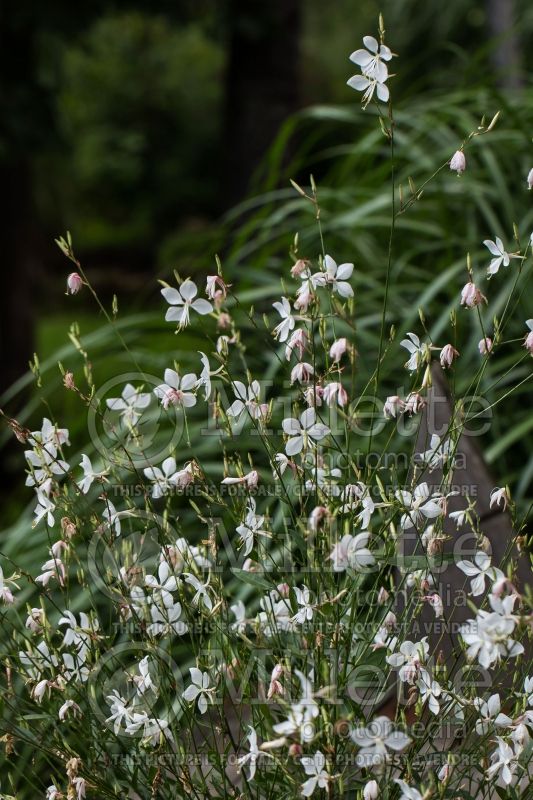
[
  {"left": 384, "top": 395, "right": 405, "bottom": 418},
  {"left": 304, "top": 386, "right": 324, "bottom": 407},
  {"left": 439, "top": 344, "right": 459, "bottom": 368},
  {"left": 290, "top": 362, "right": 314, "bottom": 384},
  {"left": 67, "top": 272, "right": 83, "bottom": 295},
  {"left": 450, "top": 150, "right": 466, "bottom": 175},
  {"left": 404, "top": 392, "right": 425, "bottom": 415},
  {"left": 217, "top": 312, "right": 231, "bottom": 330},
  {"left": 329, "top": 338, "right": 348, "bottom": 362},
  {"left": 288, "top": 742, "right": 303, "bottom": 758},
  {"left": 276, "top": 582, "right": 290, "bottom": 597},
  {"left": 323, "top": 381, "right": 348, "bottom": 407},
  {"left": 286, "top": 329, "right": 308, "bottom": 361},
  {"left": 364, "top": 780, "right": 379, "bottom": 800},
  {"left": 377, "top": 587, "right": 389, "bottom": 605},
  {"left": 291, "top": 259, "right": 309, "bottom": 278},
  {"left": 308, "top": 506, "right": 328, "bottom": 531},
  {"left": 460, "top": 282, "right": 486, "bottom": 308},
  {"left": 478, "top": 337, "right": 493, "bottom": 355},
  {"left": 63, "top": 371, "right": 76, "bottom": 390}
]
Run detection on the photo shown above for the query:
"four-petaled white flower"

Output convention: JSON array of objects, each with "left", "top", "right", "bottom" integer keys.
[
  {"left": 283, "top": 408, "right": 330, "bottom": 456},
  {"left": 236, "top": 727, "right": 271, "bottom": 780},
  {"left": 417, "top": 673, "right": 442, "bottom": 715},
  {"left": 329, "top": 532, "right": 375, "bottom": 572},
  {"left": 474, "top": 693, "right": 513, "bottom": 735},
  {"left": 144, "top": 457, "right": 183, "bottom": 499},
  {"left": 301, "top": 751, "right": 329, "bottom": 797},
  {"left": 236, "top": 496, "right": 266, "bottom": 556},
  {"left": 78, "top": 454, "right": 109, "bottom": 494},
  {"left": 397, "top": 483, "right": 443, "bottom": 529},
  {"left": 272, "top": 297, "right": 296, "bottom": 341},
  {"left": 226, "top": 380, "right": 267, "bottom": 421},
  {"left": 351, "top": 715, "right": 412, "bottom": 766},
  {"left": 456, "top": 552, "right": 504, "bottom": 597},
  {"left": 400, "top": 332, "right": 424, "bottom": 372},
  {"left": 154, "top": 369, "right": 197, "bottom": 409},
  {"left": 314, "top": 255, "right": 354, "bottom": 298},
  {"left": 350, "top": 36, "right": 393, "bottom": 82},
  {"left": 182, "top": 668, "right": 213, "bottom": 714},
  {"left": 162, "top": 280, "right": 213, "bottom": 328},
  {"left": 483, "top": 237, "right": 519, "bottom": 277},
  {"left": 292, "top": 584, "right": 315, "bottom": 624},
  {"left": 106, "top": 384, "right": 151, "bottom": 427},
  {"left": 486, "top": 737, "right": 519, "bottom": 786},
  {"left": 387, "top": 638, "right": 430, "bottom": 684}
]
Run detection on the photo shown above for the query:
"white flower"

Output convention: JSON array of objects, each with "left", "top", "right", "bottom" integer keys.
[
  {"left": 46, "top": 784, "right": 62, "bottom": 800},
  {"left": 301, "top": 751, "right": 329, "bottom": 797},
  {"left": 474, "top": 694, "right": 513, "bottom": 735},
  {"left": 133, "top": 656, "right": 154, "bottom": 695},
  {"left": 230, "top": 600, "right": 246, "bottom": 633},
  {"left": 387, "top": 638, "right": 430, "bottom": 684},
  {"left": 394, "top": 780, "right": 423, "bottom": 800},
  {"left": 456, "top": 552, "right": 504, "bottom": 596},
  {"left": 236, "top": 727, "right": 270, "bottom": 780},
  {"left": 329, "top": 532, "right": 375, "bottom": 572},
  {"left": 58, "top": 699, "right": 82, "bottom": 721},
  {"left": 349, "top": 35, "right": 393, "bottom": 82},
  {"left": 182, "top": 668, "right": 213, "bottom": 714},
  {"left": 106, "top": 690, "right": 133, "bottom": 734},
  {"left": 77, "top": 454, "right": 108, "bottom": 494},
  {"left": 490, "top": 486, "right": 509, "bottom": 510},
  {"left": 236, "top": 496, "right": 266, "bottom": 556},
  {"left": 226, "top": 380, "right": 267, "bottom": 421},
  {"left": 144, "top": 560, "right": 180, "bottom": 602},
  {"left": 292, "top": 585, "right": 314, "bottom": 624},
  {"left": 31, "top": 417, "right": 70, "bottom": 448},
  {"left": 183, "top": 573, "right": 212, "bottom": 611},
  {"left": 33, "top": 490, "right": 56, "bottom": 528},
  {"left": 351, "top": 716, "right": 411, "bottom": 766},
  {"left": 25, "top": 443, "right": 69, "bottom": 489},
  {"left": 418, "top": 433, "right": 453, "bottom": 471},
  {"left": 144, "top": 457, "right": 183, "bottom": 499},
  {"left": 460, "top": 603, "right": 524, "bottom": 669},
  {"left": 272, "top": 671, "right": 319, "bottom": 742},
  {"left": 147, "top": 598, "right": 188, "bottom": 637},
  {"left": 314, "top": 255, "right": 354, "bottom": 298},
  {"left": 106, "top": 383, "right": 151, "bottom": 427},
  {"left": 486, "top": 737, "right": 519, "bottom": 786},
  {"left": 400, "top": 332, "right": 424, "bottom": 372},
  {"left": 102, "top": 499, "right": 121, "bottom": 536},
  {"left": 396, "top": 483, "right": 443, "bottom": 529},
  {"left": 483, "top": 237, "right": 519, "bottom": 277},
  {"left": 272, "top": 297, "right": 296, "bottom": 342},
  {"left": 417, "top": 673, "right": 442, "bottom": 714},
  {"left": 283, "top": 408, "right": 330, "bottom": 456},
  {"left": 196, "top": 351, "right": 221, "bottom": 400},
  {"left": 154, "top": 369, "right": 197, "bottom": 409},
  {"left": 162, "top": 280, "right": 213, "bottom": 328}
]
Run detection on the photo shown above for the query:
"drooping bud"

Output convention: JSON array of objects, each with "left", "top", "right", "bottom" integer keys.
[
  {"left": 478, "top": 337, "right": 493, "bottom": 355},
  {"left": 364, "top": 780, "right": 379, "bottom": 800},
  {"left": 439, "top": 344, "right": 459, "bottom": 368},
  {"left": 460, "top": 282, "right": 486, "bottom": 308},
  {"left": 66, "top": 272, "right": 83, "bottom": 295},
  {"left": 329, "top": 338, "right": 348, "bottom": 362},
  {"left": 450, "top": 150, "right": 466, "bottom": 175}
]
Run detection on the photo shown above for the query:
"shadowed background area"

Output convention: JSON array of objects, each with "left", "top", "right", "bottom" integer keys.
[{"left": 1, "top": 0, "right": 532, "bottom": 511}]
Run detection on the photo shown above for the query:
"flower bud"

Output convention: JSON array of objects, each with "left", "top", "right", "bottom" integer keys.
[
  {"left": 460, "top": 282, "right": 486, "bottom": 308},
  {"left": 63, "top": 371, "right": 76, "bottom": 390},
  {"left": 527, "top": 168, "right": 533, "bottom": 190},
  {"left": 291, "top": 259, "right": 309, "bottom": 278},
  {"left": 450, "top": 150, "right": 466, "bottom": 175},
  {"left": 478, "top": 337, "right": 493, "bottom": 355},
  {"left": 66, "top": 272, "right": 83, "bottom": 295},
  {"left": 377, "top": 587, "right": 389, "bottom": 605},
  {"left": 384, "top": 395, "right": 405, "bottom": 418},
  {"left": 329, "top": 338, "right": 348, "bottom": 362},
  {"left": 524, "top": 320, "right": 533, "bottom": 355},
  {"left": 439, "top": 344, "right": 459, "bottom": 369},
  {"left": 364, "top": 780, "right": 379, "bottom": 800}
]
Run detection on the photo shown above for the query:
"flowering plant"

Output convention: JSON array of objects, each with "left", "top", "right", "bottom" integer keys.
[{"left": 1, "top": 18, "right": 532, "bottom": 800}]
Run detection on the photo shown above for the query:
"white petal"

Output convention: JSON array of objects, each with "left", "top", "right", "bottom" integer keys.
[
  {"left": 179, "top": 280, "right": 198, "bottom": 301},
  {"left": 191, "top": 299, "right": 213, "bottom": 315},
  {"left": 161, "top": 287, "right": 182, "bottom": 305}
]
